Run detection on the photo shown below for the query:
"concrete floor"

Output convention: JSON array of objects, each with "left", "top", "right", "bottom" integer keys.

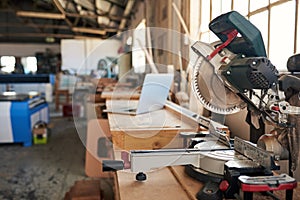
[{"left": 0, "top": 107, "right": 114, "bottom": 200}]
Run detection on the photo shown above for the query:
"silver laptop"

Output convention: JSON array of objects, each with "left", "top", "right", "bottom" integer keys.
[{"left": 105, "top": 73, "right": 174, "bottom": 115}]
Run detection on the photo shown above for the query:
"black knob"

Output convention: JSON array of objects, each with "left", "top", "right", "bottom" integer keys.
[
  {"left": 102, "top": 160, "right": 124, "bottom": 171},
  {"left": 136, "top": 172, "right": 147, "bottom": 181}
]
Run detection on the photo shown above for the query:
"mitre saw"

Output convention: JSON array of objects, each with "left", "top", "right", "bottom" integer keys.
[{"left": 103, "top": 11, "right": 300, "bottom": 199}]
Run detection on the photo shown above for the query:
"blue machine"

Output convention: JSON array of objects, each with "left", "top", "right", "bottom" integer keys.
[{"left": 0, "top": 93, "right": 49, "bottom": 147}]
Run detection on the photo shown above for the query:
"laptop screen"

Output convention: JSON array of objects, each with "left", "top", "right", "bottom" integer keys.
[{"left": 136, "top": 73, "right": 174, "bottom": 114}]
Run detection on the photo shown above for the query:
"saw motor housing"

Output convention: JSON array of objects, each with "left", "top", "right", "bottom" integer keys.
[
  {"left": 220, "top": 57, "right": 278, "bottom": 92},
  {"left": 209, "top": 11, "right": 278, "bottom": 93}
]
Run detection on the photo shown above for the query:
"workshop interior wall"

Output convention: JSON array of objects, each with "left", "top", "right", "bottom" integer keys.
[
  {"left": 0, "top": 43, "right": 60, "bottom": 57},
  {"left": 128, "top": 0, "right": 190, "bottom": 72}
]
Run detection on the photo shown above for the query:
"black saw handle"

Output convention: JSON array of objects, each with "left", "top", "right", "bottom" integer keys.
[{"left": 209, "top": 11, "right": 267, "bottom": 57}]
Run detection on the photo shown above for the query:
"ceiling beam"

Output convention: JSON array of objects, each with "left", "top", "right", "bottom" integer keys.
[
  {"left": 16, "top": 11, "right": 65, "bottom": 19},
  {"left": 0, "top": 22, "right": 70, "bottom": 30},
  {"left": 118, "top": 0, "right": 135, "bottom": 31},
  {"left": 52, "top": 0, "right": 74, "bottom": 27},
  {"left": 72, "top": 27, "right": 106, "bottom": 35},
  {"left": 74, "top": 35, "right": 102, "bottom": 40},
  {"left": 0, "top": 33, "right": 74, "bottom": 38},
  {"left": 52, "top": 0, "right": 66, "bottom": 15},
  {"left": 65, "top": 12, "right": 128, "bottom": 22}
]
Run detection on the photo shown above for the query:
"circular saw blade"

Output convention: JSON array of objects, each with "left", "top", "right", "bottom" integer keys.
[
  {"left": 191, "top": 41, "right": 246, "bottom": 114},
  {"left": 192, "top": 139, "right": 247, "bottom": 175}
]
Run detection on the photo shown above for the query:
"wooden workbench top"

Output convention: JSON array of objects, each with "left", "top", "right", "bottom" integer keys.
[
  {"left": 114, "top": 166, "right": 203, "bottom": 200},
  {"left": 106, "top": 100, "right": 198, "bottom": 150},
  {"left": 107, "top": 100, "right": 195, "bottom": 132}
]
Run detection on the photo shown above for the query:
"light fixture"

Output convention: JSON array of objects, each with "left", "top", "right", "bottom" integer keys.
[{"left": 45, "top": 37, "right": 55, "bottom": 43}]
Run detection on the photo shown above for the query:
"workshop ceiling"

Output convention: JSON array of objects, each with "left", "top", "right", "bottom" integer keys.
[{"left": 0, "top": 0, "right": 139, "bottom": 44}]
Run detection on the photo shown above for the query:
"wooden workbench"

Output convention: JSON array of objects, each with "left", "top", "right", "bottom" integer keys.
[
  {"left": 107, "top": 100, "right": 202, "bottom": 199},
  {"left": 106, "top": 100, "right": 198, "bottom": 150},
  {"left": 107, "top": 100, "right": 300, "bottom": 200}
]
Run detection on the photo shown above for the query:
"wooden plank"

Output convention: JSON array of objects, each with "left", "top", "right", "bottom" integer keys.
[
  {"left": 101, "top": 87, "right": 140, "bottom": 100},
  {"left": 116, "top": 168, "right": 193, "bottom": 200},
  {"left": 112, "top": 129, "right": 183, "bottom": 150},
  {"left": 169, "top": 166, "right": 203, "bottom": 200},
  {"left": 107, "top": 100, "right": 197, "bottom": 131}
]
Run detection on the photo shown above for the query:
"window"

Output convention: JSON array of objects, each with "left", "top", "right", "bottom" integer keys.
[
  {"left": 249, "top": 10, "right": 268, "bottom": 51},
  {"left": 250, "top": 0, "right": 268, "bottom": 12},
  {"left": 211, "top": 0, "right": 222, "bottom": 20},
  {"left": 0, "top": 56, "right": 38, "bottom": 74},
  {"left": 0, "top": 56, "right": 15, "bottom": 73},
  {"left": 221, "top": 0, "right": 232, "bottom": 13},
  {"left": 23, "top": 57, "right": 38, "bottom": 74},
  {"left": 200, "top": 0, "right": 210, "bottom": 34},
  {"left": 233, "top": 1, "right": 248, "bottom": 16},
  {"left": 269, "top": 1, "right": 295, "bottom": 71}
]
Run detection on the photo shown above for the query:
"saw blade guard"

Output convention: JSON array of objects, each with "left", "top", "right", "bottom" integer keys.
[{"left": 191, "top": 41, "right": 246, "bottom": 115}]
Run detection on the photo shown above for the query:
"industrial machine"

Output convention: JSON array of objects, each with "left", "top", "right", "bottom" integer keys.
[
  {"left": 103, "top": 11, "right": 300, "bottom": 199},
  {"left": 0, "top": 92, "right": 49, "bottom": 146}
]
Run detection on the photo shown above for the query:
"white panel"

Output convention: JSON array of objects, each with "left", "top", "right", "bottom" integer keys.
[
  {"left": 132, "top": 21, "right": 146, "bottom": 73},
  {"left": 61, "top": 39, "right": 86, "bottom": 73},
  {"left": 41, "top": 107, "right": 49, "bottom": 123},
  {"left": 13, "top": 83, "right": 47, "bottom": 93},
  {"left": 86, "top": 39, "right": 121, "bottom": 73},
  {"left": 0, "top": 102, "right": 13, "bottom": 142},
  {"left": 62, "top": 39, "right": 121, "bottom": 75},
  {"left": 30, "top": 112, "right": 40, "bottom": 129}
]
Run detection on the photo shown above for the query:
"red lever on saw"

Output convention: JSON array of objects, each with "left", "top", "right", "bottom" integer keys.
[{"left": 207, "top": 29, "right": 238, "bottom": 60}]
